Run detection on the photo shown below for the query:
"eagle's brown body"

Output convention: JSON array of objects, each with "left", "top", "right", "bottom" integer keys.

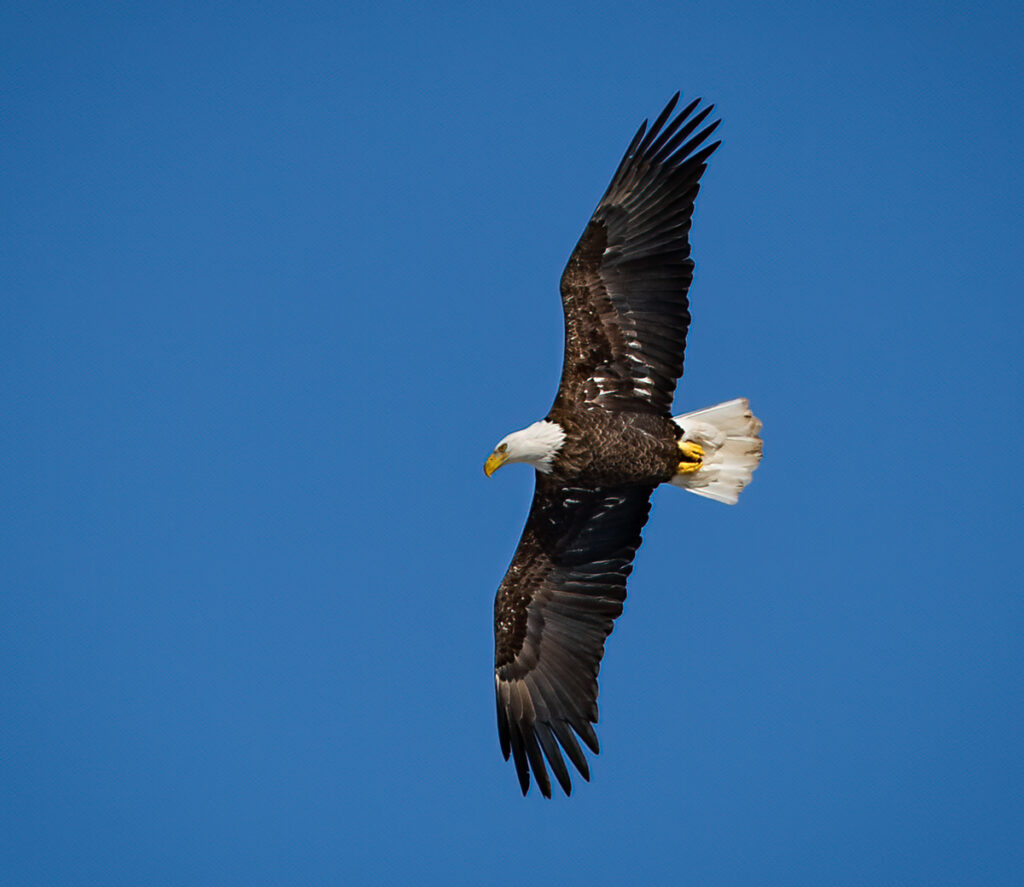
[{"left": 545, "top": 406, "right": 681, "bottom": 484}]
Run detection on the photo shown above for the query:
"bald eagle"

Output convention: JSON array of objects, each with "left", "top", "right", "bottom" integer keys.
[{"left": 483, "top": 94, "right": 763, "bottom": 797}]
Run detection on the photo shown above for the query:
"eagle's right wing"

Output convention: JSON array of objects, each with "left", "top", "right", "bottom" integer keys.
[{"left": 493, "top": 475, "right": 655, "bottom": 797}]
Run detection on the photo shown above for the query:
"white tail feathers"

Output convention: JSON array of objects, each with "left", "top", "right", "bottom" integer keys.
[{"left": 670, "top": 398, "right": 763, "bottom": 505}]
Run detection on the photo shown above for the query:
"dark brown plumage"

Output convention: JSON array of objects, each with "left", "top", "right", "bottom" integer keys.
[
  {"left": 491, "top": 94, "right": 725, "bottom": 797},
  {"left": 552, "top": 93, "right": 719, "bottom": 416}
]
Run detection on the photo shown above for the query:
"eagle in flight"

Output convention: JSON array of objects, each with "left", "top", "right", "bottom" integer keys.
[{"left": 483, "top": 94, "right": 763, "bottom": 797}]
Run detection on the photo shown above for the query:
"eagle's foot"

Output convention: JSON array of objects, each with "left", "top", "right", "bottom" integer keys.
[{"left": 675, "top": 440, "right": 704, "bottom": 474}]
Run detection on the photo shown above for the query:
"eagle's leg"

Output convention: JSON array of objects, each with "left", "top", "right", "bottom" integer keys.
[{"left": 675, "top": 440, "right": 704, "bottom": 474}]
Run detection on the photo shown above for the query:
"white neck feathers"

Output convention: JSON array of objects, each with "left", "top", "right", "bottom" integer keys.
[{"left": 499, "top": 420, "right": 566, "bottom": 473}]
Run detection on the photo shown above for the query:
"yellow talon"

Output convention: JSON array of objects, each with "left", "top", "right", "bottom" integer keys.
[{"left": 676, "top": 440, "right": 704, "bottom": 474}]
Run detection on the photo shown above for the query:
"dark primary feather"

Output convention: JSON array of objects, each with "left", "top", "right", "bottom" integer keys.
[
  {"left": 494, "top": 477, "right": 655, "bottom": 797},
  {"left": 554, "top": 93, "right": 720, "bottom": 415}
]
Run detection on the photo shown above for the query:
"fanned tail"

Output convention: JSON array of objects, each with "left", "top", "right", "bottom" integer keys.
[{"left": 670, "top": 398, "right": 763, "bottom": 505}]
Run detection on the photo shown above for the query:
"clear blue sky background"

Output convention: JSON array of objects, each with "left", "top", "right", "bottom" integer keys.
[{"left": 3, "top": 2, "right": 1021, "bottom": 884}]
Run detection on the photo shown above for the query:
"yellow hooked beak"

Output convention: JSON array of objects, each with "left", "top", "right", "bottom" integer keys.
[{"left": 484, "top": 449, "right": 509, "bottom": 477}]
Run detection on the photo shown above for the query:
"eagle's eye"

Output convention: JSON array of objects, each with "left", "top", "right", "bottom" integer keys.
[{"left": 498, "top": 443, "right": 508, "bottom": 453}]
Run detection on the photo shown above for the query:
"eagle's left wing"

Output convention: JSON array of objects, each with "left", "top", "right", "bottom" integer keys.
[
  {"left": 494, "top": 475, "right": 655, "bottom": 797},
  {"left": 553, "top": 94, "right": 720, "bottom": 415}
]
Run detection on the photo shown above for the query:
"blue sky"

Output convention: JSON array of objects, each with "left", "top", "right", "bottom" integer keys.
[{"left": 2, "top": 1, "right": 1021, "bottom": 884}]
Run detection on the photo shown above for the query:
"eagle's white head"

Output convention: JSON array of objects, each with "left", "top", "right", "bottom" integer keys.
[{"left": 484, "top": 420, "right": 566, "bottom": 477}]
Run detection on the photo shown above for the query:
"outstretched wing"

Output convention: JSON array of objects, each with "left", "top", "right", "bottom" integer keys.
[
  {"left": 494, "top": 475, "right": 655, "bottom": 797},
  {"left": 554, "top": 94, "right": 720, "bottom": 415}
]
